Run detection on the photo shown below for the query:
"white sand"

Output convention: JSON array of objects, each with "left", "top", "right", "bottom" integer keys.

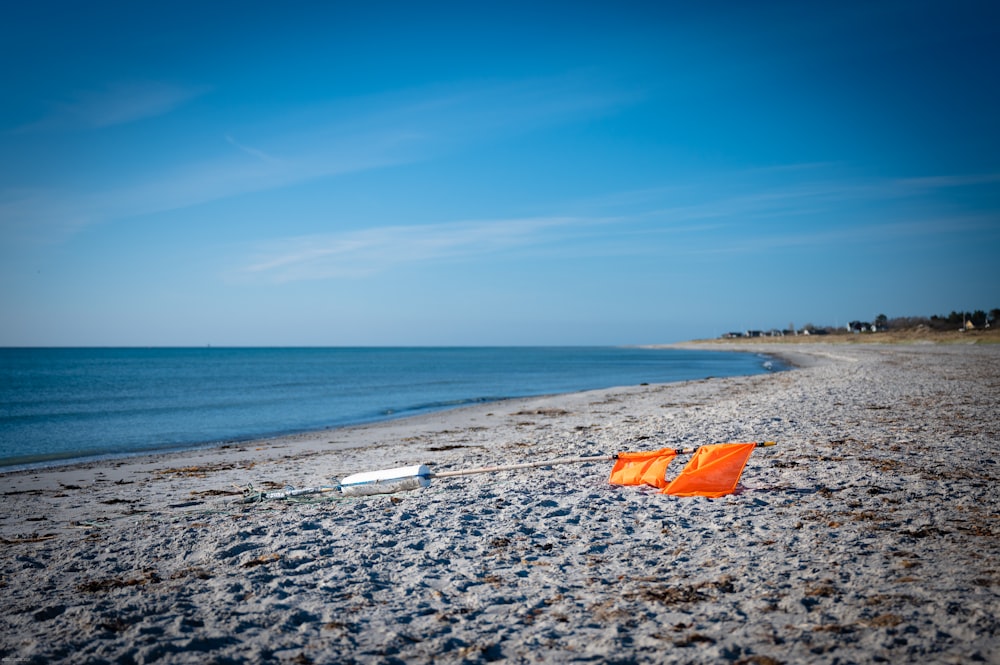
[{"left": 1, "top": 343, "right": 998, "bottom": 664}]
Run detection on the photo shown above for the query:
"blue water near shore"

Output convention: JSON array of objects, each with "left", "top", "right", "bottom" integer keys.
[{"left": 0, "top": 347, "right": 781, "bottom": 470}]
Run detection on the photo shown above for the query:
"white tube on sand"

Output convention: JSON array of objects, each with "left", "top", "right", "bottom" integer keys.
[{"left": 339, "top": 464, "right": 431, "bottom": 496}]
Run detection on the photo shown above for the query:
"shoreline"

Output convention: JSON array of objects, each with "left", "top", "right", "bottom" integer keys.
[
  {"left": 2, "top": 342, "right": 998, "bottom": 663},
  {"left": 0, "top": 346, "right": 786, "bottom": 476},
  {"left": 0, "top": 358, "right": 788, "bottom": 523}
]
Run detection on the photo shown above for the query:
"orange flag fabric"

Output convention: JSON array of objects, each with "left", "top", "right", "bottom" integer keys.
[
  {"left": 608, "top": 448, "right": 677, "bottom": 490},
  {"left": 662, "top": 442, "right": 757, "bottom": 498}
]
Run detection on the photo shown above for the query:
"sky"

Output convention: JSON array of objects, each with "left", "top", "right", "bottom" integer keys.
[{"left": 1, "top": 1, "right": 998, "bottom": 346}]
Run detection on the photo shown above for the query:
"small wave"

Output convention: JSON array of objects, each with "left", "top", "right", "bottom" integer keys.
[
  {"left": 380, "top": 395, "right": 506, "bottom": 417},
  {"left": 756, "top": 353, "right": 789, "bottom": 373}
]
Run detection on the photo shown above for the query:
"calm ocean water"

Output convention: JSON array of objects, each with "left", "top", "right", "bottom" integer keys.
[{"left": 0, "top": 347, "right": 780, "bottom": 470}]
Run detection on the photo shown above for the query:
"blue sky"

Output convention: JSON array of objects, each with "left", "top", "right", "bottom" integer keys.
[{"left": 2, "top": 1, "right": 998, "bottom": 346}]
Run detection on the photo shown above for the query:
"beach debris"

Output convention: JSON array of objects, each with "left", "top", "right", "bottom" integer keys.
[
  {"left": 240, "top": 441, "right": 775, "bottom": 503},
  {"left": 609, "top": 442, "right": 772, "bottom": 497},
  {"left": 241, "top": 553, "right": 281, "bottom": 568},
  {"left": 662, "top": 442, "right": 760, "bottom": 498},
  {"left": 77, "top": 569, "right": 162, "bottom": 593},
  {"left": 608, "top": 448, "right": 677, "bottom": 489}
]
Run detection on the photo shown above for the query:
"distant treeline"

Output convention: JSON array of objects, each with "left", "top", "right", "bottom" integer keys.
[
  {"left": 804, "top": 308, "right": 999, "bottom": 333},
  {"left": 726, "top": 308, "right": 999, "bottom": 338},
  {"left": 897, "top": 309, "right": 999, "bottom": 331}
]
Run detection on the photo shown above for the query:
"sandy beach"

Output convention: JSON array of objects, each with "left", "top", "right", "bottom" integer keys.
[{"left": 1, "top": 342, "right": 997, "bottom": 664}]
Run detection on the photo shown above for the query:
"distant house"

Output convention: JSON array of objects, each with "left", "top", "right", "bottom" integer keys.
[
  {"left": 746, "top": 330, "right": 763, "bottom": 338},
  {"left": 847, "top": 321, "right": 875, "bottom": 333},
  {"left": 721, "top": 332, "right": 745, "bottom": 339}
]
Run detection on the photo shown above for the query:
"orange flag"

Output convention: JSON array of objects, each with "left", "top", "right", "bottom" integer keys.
[
  {"left": 608, "top": 448, "right": 677, "bottom": 489},
  {"left": 662, "top": 442, "right": 757, "bottom": 498}
]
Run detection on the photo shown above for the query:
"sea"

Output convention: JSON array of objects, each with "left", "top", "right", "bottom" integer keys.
[{"left": 0, "top": 347, "right": 782, "bottom": 471}]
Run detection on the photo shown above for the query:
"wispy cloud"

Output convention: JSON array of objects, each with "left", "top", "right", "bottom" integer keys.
[
  {"left": 0, "top": 130, "right": 410, "bottom": 244},
  {"left": 691, "top": 214, "right": 998, "bottom": 257},
  {"left": 0, "top": 188, "right": 96, "bottom": 244},
  {"left": 239, "top": 216, "right": 593, "bottom": 282},
  {"left": 231, "top": 164, "right": 1000, "bottom": 283},
  {"left": 225, "top": 134, "right": 280, "bottom": 164},
  {"left": 635, "top": 166, "right": 1000, "bottom": 226},
  {"left": 890, "top": 172, "right": 1000, "bottom": 193},
  {"left": 14, "top": 81, "right": 211, "bottom": 132},
  {"left": 3, "top": 74, "right": 636, "bottom": 242}
]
